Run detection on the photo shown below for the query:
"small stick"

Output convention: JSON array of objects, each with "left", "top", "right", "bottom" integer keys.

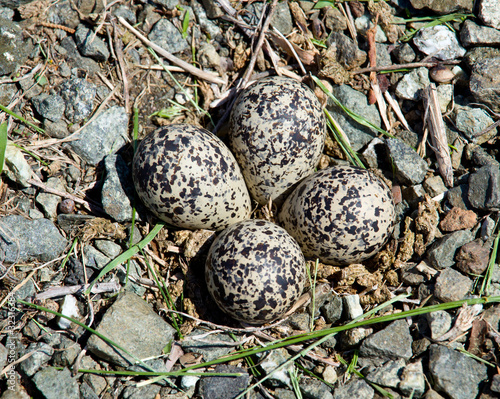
[
  {"left": 117, "top": 17, "right": 225, "bottom": 85},
  {"left": 35, "top": 281, "right": 121, "bottom": 300},
  {"left": 353, "top": 60, "right": 460, "bottom": 74},
  {"left": 112, "top": 20, "right": 130, "bottom": 112},
  {"left": 422, "top": 84, "right": 454, "bottom": 187}
]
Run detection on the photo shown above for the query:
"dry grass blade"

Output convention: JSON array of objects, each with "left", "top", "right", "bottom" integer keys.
[
  {"left": 423, "top": 83, "right": 454, "bottom": 187},
  {"left": 117, "top": 17, "right": 225, "bottom": 85}
]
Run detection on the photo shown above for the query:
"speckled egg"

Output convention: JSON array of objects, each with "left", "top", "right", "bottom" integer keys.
[
  {"left": 205, "top": 219, "right": 306, "bottom": 324},
  {"left": 229, "top": 76, "right": 326, "bottom": 205},
  {"left": 278, "top": 165, "right": 395, "bottom": 265},
  {"left": 132, "top": 124, "right": 251, "bottom": 231}
]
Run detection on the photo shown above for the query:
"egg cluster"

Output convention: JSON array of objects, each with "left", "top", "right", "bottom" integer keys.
[{"left": 132, "top": 76, "right": 395, "bottom": 324}]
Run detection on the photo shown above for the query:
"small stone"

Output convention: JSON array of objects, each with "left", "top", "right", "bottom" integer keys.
[
  {"left": 413, "top": 25, "right": 465, "bottom": 60},
  {"left": 491, "top": 374, "right": 500, "bottom": 393},
  {"left": 359, "top": 319, "right": 413, "bottom": 361},
  {"left": 0, "top": 18, "right": 31, "bottom": 76},
  {"left": 434, "top": 268, "right": 473, "bottom": 302},
  {"left": 323, "top": 365, "right": 337, "bottom": 385},
  {"left": 360, "top": 137, "right": 386, "bottom": 169},
  {"left": 31, "top": 93, "right": 65, "bottom": 122},
  {"left": 59, "top": 199, "right": 75, "bottom": 214},
  {"left": 288, "top": 313, "right": 311, "bottom": 331},
  {"left": 460, "top": 19, "right": 500, "bottom": 47},
  {"left": 191, "top": 1, "right": 221, "bottom": 39},
  {"left": 386, "top": 138, "right": 429, "bottom": 185},
  {"left": 399, "top": 360, "right": 426, "bottom": 397},
  {"left": 324, "top": 6, "right": 347, "bottom": 32},
  {"left": 0, "top": 215, "right": 68, "bottom": 263},
  {"left": 36, "top": 177, "right": 66, "bottom": 220},
  {"left": 181, "top": 328, "right": 237, "bottom": 362},
  {"left": 470, "top": 56, "right": 500, "bottom": 113},
  {"left": 426, "top": 230, "right": 473, "bottom": 269},
  {"left": 468, "top": 165, "right": 500, "bottom": 211},
  {"left": 321, "top": 295, "right": 343, "bottom": 324},
  {"left": 83, "top": 245, "right": 110, "bottom": 270},
  {"left": 446, "top": 184, "right": 471, "bottom": 210},
  {"left": 423, "top": 175, "right": 447, "bottom": 198},
  {"left": 19, "top": 343, "right": 54, "bottom": 377},
  {"left": 482, "top": 216, "right": 496, "bottom": 240},
  {"left": 429, "top": 344, "right": 487, "bottom": 399},
  {"left": 258, "top": 347, "right": 293, "bottom": 387},
  {"left": 327, "top": 31, "right": 367, "bottom": 70},
  {"left": 439, "top": 207, "right": 478, "bottom": 232},
  {"left": 465, "top": 143, "right": 499, "bottom": 168},
  {"left": 410, "top": 0, "right": 473, "bottom": 14},
  {"left": 366, "top": 359, "right": 405, "bottom": 388},
  {"left": 454, "top": 106, "right": 496, "bottom": 145},
  {"left": 57, "top": 295, "right": 80, "bottom": 329},
  {"left": 436, "top": 84, "right": 453, "bottom": 113},
  {"left": 425, "top": 310, "right": 452, "bottom": 339},
  {"left": 343, "top": 295, "right": 363, "bottom": 320},
  {"left": 430, "top": 65, "right": 455, "bottom": 83},
  {"left": 87, "top": 291, "right": 176, "bottom": 367},
  {"left": 32, "top": 367, "right": 79, "bottom": 399},
  {"left": 68, "top": 106, "right": 128, "bottom": 166},
  {"left": 479, "top": 0, "right": 500, "bottom": 29},
  {"left": 456, "top": 239, "right": 491, "bottom": 275},
  {"left": 244, "top": 1, "right": 293, "bottom": 35},
  {"left": 299, "top": 376, "right": 334, "bottom": 399},
  {"left": 44, "top": 119, "right": 69, "bottom": 139},
  {"left": 395, "top": 67, "right": 431, "bottom": 101},
  {"left": 3, "top": 144, "right": 33, "bottom": 187},
  {"left": 74, "top": 24, "right": 110, "bottom": 61},
  {"left": 101, "top": 154, "right": 135, "bottom": 222},
  {"left": 393, "top": 42, "right": 416, "bottom": 63},
  {"left": 59, "top": 78, "right": 96, "bottom": 123},
  {"left": 52, "top": 335, "right": 81, "bottom": 368},
  {"left": 148, "top": 19, "right": 188, "bottom": 54},
  {"left": 402, "top": 184, "right": 426, "bottom": 205},
  {"left": 121, "top": 384, "right": 162, "bottom": 399},
  {"left": 333, "top": 378, "right": 374, "bottom": 399}
]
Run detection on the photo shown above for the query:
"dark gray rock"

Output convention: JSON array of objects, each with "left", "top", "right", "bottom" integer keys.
[
  {"left": 386, "top": 138, "right": 429, "bottom": 185},
  {"left": 52, "top": 335, "right": 81, "bottom": 368},
  {"left": 68, "top": 106, "right": 128, "bottom": 166},
  {"left": 74, "top": 24, "right": 110, "bottom": 62},
  {"left": 479, "top": 0, "right": 500, "bottom": 30},
  {"left": 395, "top": 67, "right": 430, "bottom": 100},
  {"left": 321, "top": 295, "right": 343, "bottom": 324},
  {"left": 0, "top": 215, "right": 68, "bottom": 263},
  {"left": 243, "top": 1, "right": 293, "bottom": 36},
  {"left": 148, "top": 18, "right": 188, "bottom": 54},
  {"left": 423, "top": 175, "right": 447, "bottom": 197},
  {"left": 434, "top": 268, "right": 473, "bottom": 302},
  {"left": 454, "top": 106, "right": 496, "bottom": 145},
  {"left": 470, "top": 56, "right": 500, "bottom": 113},
  {"left": 112, "top": 5, "right": 137, "bottom": 24},
  {"left": 83, "top": 244, "right": 110, "bottom": 269},
  {"left": 46, "top": 0, "right": 79, "bottom": 29},
  {"left": 0, "top": 343, "right": 7, "bottom": 371},
  {"left": 32, "top": 367, "right": 79, "bottom": 399},
  {"left": 0, "top": 18, "right": 31, "bottom": 76},
  {"left": 198, "top": 365, "right": 250, "bottom": 399},
  {"left": 365, "top": 359, "right": 405, "bottom": 389},
  {"left": 31, "top": 93, "right": 65, "bottom": 122},
  {"left": 425, "top": 310, "right": 452, "bottom": 339},
  {"left": 181, "top": 328, "right": 240, "bottom": 362},
  {"left": 44, "top": 119, "right": 69, "bottom": 139},
  {"left": 19, "top": 343, "right": 54, "bottom": 377},
  {"left": 121, "top": 384, "right": 162, "bottom": 399},
  {"left": 333, "top": 378, "right": 374, "bottom": 399},
  {"left": 325, "top": 85, "right": 381, "bottom": 151},
  {"left": 60, "top": 36, "right": 101, "bottom": 75},
  {"left": 59, "top": 78, "right": 96, "bottom": 123},
  {"left": 399, "top": 360, "right": 426, "bottom": 397},
  {"left": 460, "top": 19, "right": 500, "bottom": 47},
  {"left": 36, "top": 177, "right": 66, "bottom": 219},
  {"left": 94, "top": 239, "right": 122, "bottom": 258},
  {"left": 468, "top": 165, "right": 500, "bottom": 211},
  {"left": 426, "top": 230, "right": 473, "bottom": 269},
  {"left": 87, "top": 291, "right": 176, "bottom": 367},
  {"left": 102, "top": 154, "right": 135, "bottom": 222},
  {"left": 465, "top": 144, "right": 499, "bottom": 167},
  {"left": 359, "top": 319, "right": 413, "bottom": 361},
  {"left": 191, "top": 0, "right": 221, "bottom": 39},
  {"left": 393, "top": 43, "right": 416, "bottom": 63},
  {"left": 446, "top": 184, "right": 471, "bottom": 210},
  {"left": 152, "top": 0, "right": 178, "bottom": 9},
  {"left": 491, "top": 374, "right": 500, "bottom": 393},
  {"left": 0, "top": 82, "right": 16, "bottom": 104},
  {"left": 257, "top": 347, "right": 293, "bottom": 387},
  {"left": 410, "top": 0, "right": 472, "bottom": 14},
  {"left": 79, "top": 382, "right": 100, "bottom": 399},
  {"left": 429, "top": 344, "right": 487, "bottom": 399},
  {"left": 299, "top": 375, "right": 333, "bottom": 399},
  {"left": 360, "top": 137, "right": 386, "bottom": 169}
]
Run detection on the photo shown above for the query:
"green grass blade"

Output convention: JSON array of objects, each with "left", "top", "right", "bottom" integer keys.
[
  {"left": 85, "top": 223, "right": 165, "bottom": 294},
  {"left": 480, "top": 219, "right": 500, "bottom": 295},
  {"left": 0, "top": 122, "right": 7, "bottom": 175},
  {"left": 312, "top": 76, "right": 394, "bottom": 140},
  {"left": 0, "top": 103, "right": 45, "bottom": 134}
]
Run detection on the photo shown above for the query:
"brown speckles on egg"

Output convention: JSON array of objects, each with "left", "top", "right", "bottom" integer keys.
[
  {"left": 278, "top": 165, "right": 396, "bottom": 265},
  {"left": 229, "top": 76, "right": 326, "bottom": 205},
  {"left": 132, "top": 124, "right": 251, "bottom": 231},
  {"left": 205, "top": 219, "right": 306, "bottom": 324}
]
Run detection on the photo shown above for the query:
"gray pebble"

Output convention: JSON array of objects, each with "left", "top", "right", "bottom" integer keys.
[
  {"left": 359, "top": 319, "right": 413, "bottom": 361},
  {"left": 299, "top": 376, "right": 333, "bottom": 399},
  {"left": 19, "top": 343, "right": 54, "bottom": 377},
  {"left": 386, "top": 138, "right": 429, "bottom": 185},
  {"left": 68, "top": 106, "right": 128, "bottom": 166},
  {"left": 461, "top": 19, "right": 500, "bottom": 47},
  {"left": 413, "top": 25, "right": 465, "bottom": 60},
  {"left": 31, "top": 93, "right": 65, "bottom": 122},
  {"left": 257, "top": 347, "right": 293, "bottom": 388},
  {"left": 470, "top": 56, "right": 500, "bottom": 113},
  {"left": 454, "top": 106, "right": 496, "bottom": 145},
  {"left": 333, "top": 378, "right": 374, "bottom": 399},
  {"left": 87, "top": 291, "right": 176, "bottom": 367},
  {"left": 59, "top": 78, "right": 96, "bottom": 123},
  {"left": 0, "top": 18, "right": 31, "bottom": 76},
  {"left": 0, "top": 215, "right": 68, "bottom": 263},
  {"left": 180, "top": 328, "right": 238, "bottom": 362},
  {"left": 36, "top": 177, "right": 66, "bottom": 220},
  {"left": 74, "top": 24, "right": 110, "bottom": 61},
  {"left": 426, "top": 230, "right": 473, "bottom": 269},
  {"left": 395, "top": 67, "right": 430, "bottom": 101},
  {"left": 326, "top": 85, "right": 381, "bottom": 151},
  {"left": 434, "top": 268, "right": 473, "bottom": 302},
  {"left": 44, "top": 119, "right": 69, "bottom": 139},
  {"left": 425, "top": 310, "right": 452, "bottom": 340},
  {"left": 198, "top": 365, "right": 250, "bottom": 399},
  {"left": 32, "top": 367, "right": 79, "bottom": 399},
  {"left": 148, "top": 18, "right": 188, "bottom": 54},
  {"left": 468, "top": 164, "right": 500, "bottom": 211},
  {"left": 101, "top": 154, "right": 135, "bottom": 222},
  {"left": 429, "top": 344, "right": 487, "bottom": 399},
  {"left": 366, "top": 359, "right": 405, "bottom": 389}
]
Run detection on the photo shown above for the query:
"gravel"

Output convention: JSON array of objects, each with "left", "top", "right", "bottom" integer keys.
[{"left": 1, "top": 0, "right": 499, "bottom": 398}]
